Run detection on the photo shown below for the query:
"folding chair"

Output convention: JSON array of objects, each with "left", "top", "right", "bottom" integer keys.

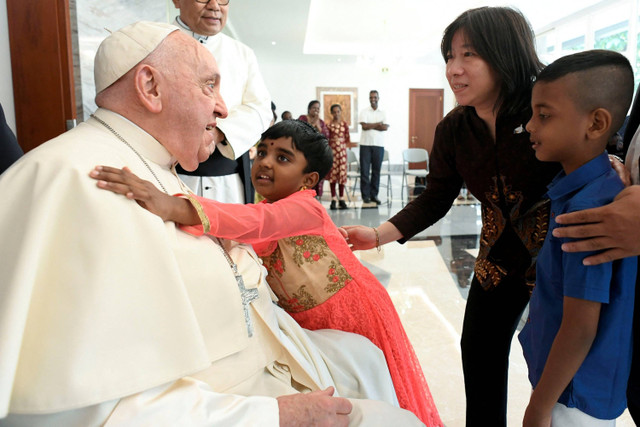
[
  {"left": 401, "top": 148, "right": 429, "bottom": 203},
  {"left": 346, "top": 149, "right": 360, "bottom": 200},
  {"left": 379, "top": 149, "right": 393, "bottom": 204}
]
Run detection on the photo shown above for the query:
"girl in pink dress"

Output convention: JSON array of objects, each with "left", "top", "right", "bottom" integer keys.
[{"left": 91, "top": 120, "right": 442, "bottom": 426}]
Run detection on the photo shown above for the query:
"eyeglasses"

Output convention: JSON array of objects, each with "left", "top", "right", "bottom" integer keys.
[{"left": 195, "top": 0, "right": 229, "bottom": 5}]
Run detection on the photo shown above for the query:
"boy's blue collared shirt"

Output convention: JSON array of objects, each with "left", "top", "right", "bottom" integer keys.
[{"left": 519, "top": 151, "right": 637, "bottom": 420}]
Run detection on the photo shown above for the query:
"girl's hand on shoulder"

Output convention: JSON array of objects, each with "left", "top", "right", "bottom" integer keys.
[{"left": 89, "top": 165, "right": 175, "bottom": 221}]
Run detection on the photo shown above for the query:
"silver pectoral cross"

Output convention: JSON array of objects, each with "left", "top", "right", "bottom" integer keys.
[{"left": 233, "top": 265, "right": 260, "bottom": 337}]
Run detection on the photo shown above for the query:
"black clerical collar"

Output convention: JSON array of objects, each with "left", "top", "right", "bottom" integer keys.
[{"left": 175, "top": 16, "right": 209, "bottom": 44}]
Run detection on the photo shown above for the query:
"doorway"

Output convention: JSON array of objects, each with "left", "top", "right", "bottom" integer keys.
[{"left": 408, "top": 88, "right": 443, "bottom": 163}]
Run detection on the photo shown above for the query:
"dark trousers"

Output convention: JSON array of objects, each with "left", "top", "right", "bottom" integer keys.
[
  {"left": 461, "top": 275, "right": 531, "bottom": 427},
  {"left": 627, "top": 256, "right": 640, "bottom": 425},
  {"left": 359, "top": 145, "right": 384, "bottom": 199}
]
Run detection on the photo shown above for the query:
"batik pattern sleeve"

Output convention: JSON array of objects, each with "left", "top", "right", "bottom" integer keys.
[{"left": 389, "top": 111, "right": 463, "bottom": 241}]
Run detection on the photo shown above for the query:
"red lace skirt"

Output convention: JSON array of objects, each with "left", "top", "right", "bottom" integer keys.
[{"left": 289, "top": 279, "right": 443, "bottom": 426}]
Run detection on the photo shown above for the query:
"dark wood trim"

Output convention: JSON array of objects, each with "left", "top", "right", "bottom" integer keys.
[{"left": 6, "top": 0, "right": 76, "bottom": 152}]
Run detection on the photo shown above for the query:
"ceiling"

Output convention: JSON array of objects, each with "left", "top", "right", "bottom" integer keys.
[{"left": 225, "top": 0, "right": 608, "bottom": 65}]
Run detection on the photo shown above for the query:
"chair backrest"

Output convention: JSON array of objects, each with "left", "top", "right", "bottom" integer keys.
[
  {"left": 347, "top": 149, "right": 359, "bottom": 171},
  {"left": 381, "top": 149, "right": 391, "bottom": 172},
  {"left": 402, "top": 148, "right": 429, "bottom": 173},
  {"left": 403, "top": 148, "right": 428, "bottom": 163}
]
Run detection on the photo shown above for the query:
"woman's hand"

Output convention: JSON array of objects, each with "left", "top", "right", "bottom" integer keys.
[
  {"left": 341, "top": 222, "right": 404, "bottom": 251},
  {"left": 340, "top": 225, "right": 378, "bottom": 251}
]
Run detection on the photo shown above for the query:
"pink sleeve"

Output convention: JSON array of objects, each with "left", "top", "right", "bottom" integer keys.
[{"left": 179, "top": 192, "right": 325, "bottom": 245}]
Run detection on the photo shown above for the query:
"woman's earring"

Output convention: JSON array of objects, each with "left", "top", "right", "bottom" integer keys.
[{"left": 300, "top": 186, "right": 307, "bottom": 191}]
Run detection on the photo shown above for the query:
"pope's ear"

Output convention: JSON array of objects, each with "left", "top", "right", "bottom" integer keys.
[
  {"left": 133, "top": 64, "right": 163, "bottom": 114},
  {"left": 303, "top": 172, "right": 319, "bottom": 189}
]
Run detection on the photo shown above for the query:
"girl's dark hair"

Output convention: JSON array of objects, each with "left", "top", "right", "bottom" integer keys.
[
  {"left": 330, "top": 104, "right": 341, "bottom": 113},
  {"left": 441, "top": 6, "right": 543, "bottom": 116},
  {"left": 261, "top": 120, "right": 333, "bottom": 179},
  {"left": 307, "top": 100, "right": 320, "bottom": 111}
]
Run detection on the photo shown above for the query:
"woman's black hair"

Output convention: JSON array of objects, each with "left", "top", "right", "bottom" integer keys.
[
  {"left": 307, "top": 100, "right": 320, "bottom": 111},
  {"left": 261, "top": 120, "right": 333, "bottom": 179},
  {"left": 330, "top": 104, "right": 341, "bottom": 113},
  {"left": 441, "top": 7, "right": 544, "bottom": 116}
]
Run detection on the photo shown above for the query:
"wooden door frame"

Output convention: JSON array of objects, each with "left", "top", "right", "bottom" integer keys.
[
  {"left": 6, "top": 0, "right": 76, "bottom": 153},
  {"left": 408, "top": 88, "right": 443, "bottom": 168}
]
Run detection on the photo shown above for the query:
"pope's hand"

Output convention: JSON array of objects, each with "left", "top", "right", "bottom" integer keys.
[
  {"left": 553, "top": 185, "right": 640, "bottom": 265},
  {"left": 277, "top": 387, "right": 352, "bottom": 427}
]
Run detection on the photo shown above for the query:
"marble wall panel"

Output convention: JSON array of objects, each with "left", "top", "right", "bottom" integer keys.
[{"left": 74, "top": 0, "right": 173, "bottom": 121}]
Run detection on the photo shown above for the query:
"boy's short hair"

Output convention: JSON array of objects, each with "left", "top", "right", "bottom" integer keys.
[
  {"left": 537, "top": 50, "right": 633, "bottom": 134},
  {"left": 261, "top": 120, "right": 333, "bottom": 179}
]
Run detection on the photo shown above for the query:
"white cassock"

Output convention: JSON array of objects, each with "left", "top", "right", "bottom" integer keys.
[
  {"left": 0, "top": 109, "right": 422, "bottom": 426},
  {"left": 174, "top": 18, "right": 273, "bottom": 203}
]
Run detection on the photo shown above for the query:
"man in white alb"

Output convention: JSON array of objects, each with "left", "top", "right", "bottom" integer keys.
[
  {"left": 173, "top": 0, "right": 272, "bottom": 204},
  {"left": 0, "top": 21, "right": 422, "bottom": 426}
]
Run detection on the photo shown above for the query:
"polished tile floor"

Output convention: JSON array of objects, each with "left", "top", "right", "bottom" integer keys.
[{"left": 321, "top": 175, "right": 633, "bottom": 427}]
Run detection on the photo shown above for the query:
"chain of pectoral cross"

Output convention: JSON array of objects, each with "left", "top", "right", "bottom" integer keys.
[
  {"left": 92, "top": 114, "right": 260, "bottom": 337},
  {"left": 213, "top": 238, "right": 260, "bottom": 337}
]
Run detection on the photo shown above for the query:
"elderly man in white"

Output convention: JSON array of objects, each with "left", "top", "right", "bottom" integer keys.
[{"left": 173, "top": 0, "right": 272, "bottom": 204}]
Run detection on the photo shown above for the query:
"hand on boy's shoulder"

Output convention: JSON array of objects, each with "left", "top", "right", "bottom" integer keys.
[{"left": 553, "top": 185, "right": 640, "bottom": 264}]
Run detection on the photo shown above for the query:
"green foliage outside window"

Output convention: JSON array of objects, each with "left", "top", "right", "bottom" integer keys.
[{"left": 594, "top": 31, "right": 627, "bottom": 51}]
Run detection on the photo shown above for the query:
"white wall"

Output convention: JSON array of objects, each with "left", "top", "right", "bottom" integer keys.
[
  {"left": 0, "top": 0, "right": 16, "bottom": 133},
  {"left": 0, "top": 0, "right": 456, "bottom": 160},
  {"left": 260, "top": 56, "right": 455, "bottom": 165}
]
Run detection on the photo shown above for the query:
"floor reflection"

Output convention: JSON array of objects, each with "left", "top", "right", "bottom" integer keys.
[{"left": 327, "top": 175, "right": 482, "bottom": 301}]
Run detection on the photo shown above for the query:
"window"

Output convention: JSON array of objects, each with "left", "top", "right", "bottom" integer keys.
[
  {"left": 562, "top": 35, "right": 585, "bottom": 51},
  {"left": 594, "top": 20, "right": 628, "bottom": 51}
]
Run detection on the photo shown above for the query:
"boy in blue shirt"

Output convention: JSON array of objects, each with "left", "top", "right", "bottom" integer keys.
[{"left": 519, "top": 49, "right": 637, "bottom": 426}]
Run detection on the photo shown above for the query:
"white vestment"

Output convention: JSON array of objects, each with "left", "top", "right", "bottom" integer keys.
[
  {"left": 0, "top": 109, "right": 422, "bottom": 426},
  {"left": 174, "top": 18, "right": 273, "bottom": 202}
]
